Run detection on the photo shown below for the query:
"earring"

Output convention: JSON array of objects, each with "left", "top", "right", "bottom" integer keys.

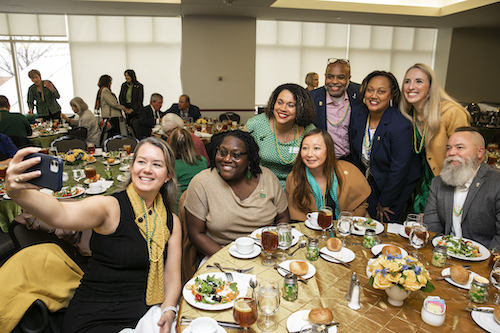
[
  {"left": 390, "top": 99, "right": 393, "bottom": 107},
  {"left": 363, "top": 98, "right": 366, "bottom": 105},
  {"left": 246, "top": 167, "right": 252, "bottom": 180}
]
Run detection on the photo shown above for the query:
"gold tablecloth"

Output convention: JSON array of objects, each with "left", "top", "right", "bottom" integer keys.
[{"left": 177, "top": 224, "right": 494, "bottom": 333}]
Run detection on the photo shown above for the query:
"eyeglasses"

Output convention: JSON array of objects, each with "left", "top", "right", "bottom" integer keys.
[
  {"left": 216, "top": 148, "right": 247, "bottom": 161},
  {"left": 327, "top": 58, "right": 350, "bottom": 66}
]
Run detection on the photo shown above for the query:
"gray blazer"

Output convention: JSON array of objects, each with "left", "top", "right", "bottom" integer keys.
[{"left": 424, "top": 163, "right": 500, "bottom": 249}]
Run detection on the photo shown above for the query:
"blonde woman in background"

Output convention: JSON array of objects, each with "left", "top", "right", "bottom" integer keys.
[
  {"left": 400, "top": 63, "right": 471, "bottom": 214},
  {"left": 305, "top": 72, "right": 319, "bottom": 91}
]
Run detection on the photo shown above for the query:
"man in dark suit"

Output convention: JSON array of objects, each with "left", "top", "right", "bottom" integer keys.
[
  {"left": 165, "top": 94, "right": 201, "bottom": 121},
  {"left": 425, "top": 127, "right": 500, "bottom": 249},
  {"left": 137, "top": 93, "right": 163, "bottom": 140},
  {"left": 310, "top": 59, "right": 362, "bottom": 159}
]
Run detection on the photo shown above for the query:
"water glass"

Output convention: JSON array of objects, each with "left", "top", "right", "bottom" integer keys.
[
  {"left": 276, "top": 222, "right": 292, "bottom": 261},
  {"left": 257, "top": 280, "right": 280, "bottom": 332},
  {"left": 337, "top": 211, "right": 353, "bottom": 246}
]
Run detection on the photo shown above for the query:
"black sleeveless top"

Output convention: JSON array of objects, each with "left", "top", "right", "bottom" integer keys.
[{"left": 74, "top": 190, "right": 173, "bottom": 303}]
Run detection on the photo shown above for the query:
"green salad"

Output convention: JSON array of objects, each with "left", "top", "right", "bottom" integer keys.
[
  {"left": 186, "top": 275, "right": 239, "bottom": 305},
  {"left": 437, "top": 235, "right": 481, "bottom": 258}
]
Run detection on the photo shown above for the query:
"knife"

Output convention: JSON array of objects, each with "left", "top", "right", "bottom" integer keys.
[
  {"left": 274, "top": 265, "right": 308, "bottom": 284},
  {"left": 320, "top": 252, "right": 351, "bottom": 267},
  {"left": 462, "top": 307, "right": 494, "bottom": 313},
  {"left": 180, "top": 316, "right": 242, "bottom": 329}
]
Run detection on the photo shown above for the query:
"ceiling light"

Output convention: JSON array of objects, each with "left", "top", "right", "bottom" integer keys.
[{"left": 223, "top": 0, "right": 235, "bottom": 6}]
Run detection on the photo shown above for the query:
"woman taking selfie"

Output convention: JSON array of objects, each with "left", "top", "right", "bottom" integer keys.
[
  {"left": 400, "top": 63, "right": 470, "bottom": 213},
  {"left": 350, "top": 71, "right": 421, "bottom": 222},
  {"left": 246, "top": 83, "right": 316, "bottom": 189},
  {"left": 286, "top": 128, "right": 370, "bottom": 221},
  {"left": 6, "top": 137, "right": 181, "bottom": 333},
  {"left": 184, "top": 130, "right": 289, "bottom": 257}
]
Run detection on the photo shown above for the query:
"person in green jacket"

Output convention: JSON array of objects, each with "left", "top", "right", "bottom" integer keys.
[
  {"left": 0, "top": 95, "right": 32, "bottom": 137},
  {"left": 27, "top": 69, "right": 61, "bottom": 120}
]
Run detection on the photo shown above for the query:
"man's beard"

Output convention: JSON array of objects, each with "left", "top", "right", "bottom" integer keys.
[{"left": 440, "top": 155, "right": 478, "bottom": 187}]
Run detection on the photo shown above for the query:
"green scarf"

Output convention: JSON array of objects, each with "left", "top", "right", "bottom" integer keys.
[{"left": 306, "top": 167, "right": 339, "bottom": 219}]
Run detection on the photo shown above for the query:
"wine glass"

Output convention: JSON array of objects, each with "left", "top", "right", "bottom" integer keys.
[
  {"left": 276, "top": 222, "right": 292, "bottom": 261},
  {"left": 318, "top": 206, "right": 333, "bottom": 239},
  {"left": 403, "top": 214, "right": 421, "bottom": 238},
  {"left": 261, "top": 226, "right": 278, "bottom": 267},
  {"left": 233, "top": 296, "right": 258, "bottom": 332},
  {"left": 336, "top": 211, "right": 353, "bottom": 246},
  {"left": 72, "top": 166, "right": 85, "bottom": 183},
  {"left": 409, "top": 223, "right": 429, "bottom": 260},
  {"left": 257, "top": 280, "right": 280, "bottom": 332},
  {"left": 490, "top": 258, "right": 500, "bottom": 304}
]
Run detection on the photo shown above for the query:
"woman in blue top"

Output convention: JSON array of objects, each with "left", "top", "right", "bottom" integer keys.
[{"left": 350, "top": 71, "right": 421, "bottom": 222}]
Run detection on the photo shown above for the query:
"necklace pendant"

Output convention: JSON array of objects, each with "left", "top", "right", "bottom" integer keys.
[{"left": 260, "top": 193, "right": 266, "bottom": 198}]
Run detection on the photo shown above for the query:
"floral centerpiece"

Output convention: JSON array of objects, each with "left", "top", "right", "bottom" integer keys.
[
  {"left": 64, "top": 149, "right": 91, "bottom": 165},
  {"left": 368, "top": 253, "right": 434, "bottom": 306}
]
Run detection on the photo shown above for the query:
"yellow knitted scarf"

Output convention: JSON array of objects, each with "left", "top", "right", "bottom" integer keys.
[{"left": 126, "top": 184, "right": 170, "bottom": 305}]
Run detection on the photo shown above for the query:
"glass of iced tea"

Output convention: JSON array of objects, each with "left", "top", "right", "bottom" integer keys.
[
  {"left": 87, "top": 143, "right": 95, "bottom": 154},
  {"left": 261, "top": 226, "right": 278, "bottom": 267},
  {"left": 233, "top": 297, "right": 258, "bottom": 332},
  {"left": 123, "top": 144, "right": 132, "bottom": 155},
  {"left": 0, "top": 165, "right": 7, "bottom": 182},
  {"left": 84, "top": 165, "right": 96, "bottom": 181},
  {"left": 40, "top": 147, "right": 49, "bottom": 155},
  {"left": 318, "top": 206, "right": 333, "bottom": 239}
]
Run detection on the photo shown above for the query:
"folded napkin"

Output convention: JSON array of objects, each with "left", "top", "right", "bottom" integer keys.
[
  {"left": 96, "top": 179, "right": 114, "bottom": 190},
  {"left": 194, "top": 131, "right": 212, "bottom": 138},
  {"left": 387, "top": 223, "right": 404, "bottom": 235}
]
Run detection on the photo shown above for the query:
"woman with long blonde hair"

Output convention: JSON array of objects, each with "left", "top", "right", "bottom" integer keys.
[{"left": 400, "top": 63, "right": 470, "bottom": 213}]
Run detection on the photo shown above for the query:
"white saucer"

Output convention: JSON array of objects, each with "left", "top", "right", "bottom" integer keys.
[
  {"left": 182, "top": 325, "right": 227, "bottom": 333},
  {"left": 371, "top": 244, "right": 408, "bottom": 257},
  {"left": 440, "top": 267, "right": 478, "bottom": 289},
  {"left": 103, "top": 159, "right": 120, "bottom": 166},
  {"left": 305, "top": 218, "right": 322, "bottom": 231},
  {"left": 117, "top": 174, "right": 127, "bottom": 182},
  {"left": 228, "top": 244, "right": 261, "bottom": 259},
  {"left": 85, "top": 187, "right": 106, "bottom": 195},
  {"left": 278, "top": 260, "right": 316, "bottom": 279},
  {"left": 119, "top": 165, "right": 130, "bottom": 172}
]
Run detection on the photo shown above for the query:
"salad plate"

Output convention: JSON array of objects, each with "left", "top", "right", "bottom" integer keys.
[
  {"left": 250, "top": 227, "right": 302, "bottom": 247},
  {"left": 277, "top": 260, "right": 316, "bottom": 279},
  {"left": 117, "top": 174, "right": 128, "bottom": 182},
  {"left": 52, "top": 186, "right": 85, "bottom": 199},
  {"left": 440, "top": 267, "right": 478, "bottom": 290},
  {"left": 351, "top": 217, "right": 384, "bottom": 235},
  {"left": 432, "top": 236, "right": 490, "bottom": 261},
  {"left": 183, "top": 273, "right": 249, "bottom": 311},
  {"left": 286, "top": 310, "right": 336, "bottom": 333},
  {"left": 102, "top": 159, "right": 121, "bottom": 166},
  {"left": 119, "top": 165, "right": 131, "bottom": 172},
  {"left": 471, "top": 307, "right": 499, "bottom": 333}
]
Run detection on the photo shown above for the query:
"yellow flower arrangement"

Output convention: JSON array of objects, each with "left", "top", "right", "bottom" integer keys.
[
  {"left": 64, "top": 149, "right": 91, "bottom": 165},
  {"left": 368, "top": 254, "right": 434, "bottom": 292}
]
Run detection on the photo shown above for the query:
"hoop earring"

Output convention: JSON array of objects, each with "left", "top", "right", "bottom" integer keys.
[
  {"left": 363, "top": 98, "right": 366, "bottom": 105},
  {"left": 390, "top": 99, "right": 393, "bottom": 107}
]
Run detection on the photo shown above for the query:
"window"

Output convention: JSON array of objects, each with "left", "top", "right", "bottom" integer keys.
[{"left": 255, "top": 20, "right": 436, "bottom": 105}]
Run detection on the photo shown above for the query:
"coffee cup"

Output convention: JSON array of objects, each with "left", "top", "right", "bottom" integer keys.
[
  {"left": 235, "top": 237, "right": 254, "bottom": 254},
  {"left": 306, "top": 212, "right": 319, "bottom": 226},
  {"left": 89, "top": 182, "right": 101, "bottom": 193},
  {"left": 94, "top": 148, "right": 103, "bottom": 156},
  {"left": 62, "top": 172, "right": 69, "bottom": 182},
  {"left": 189, "top": 317, "right": 218, "bottom": 333}
]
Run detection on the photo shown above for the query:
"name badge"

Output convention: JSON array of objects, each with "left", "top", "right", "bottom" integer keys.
[{"left": 289, "top": 147, "right": 299, "bottom": 154}]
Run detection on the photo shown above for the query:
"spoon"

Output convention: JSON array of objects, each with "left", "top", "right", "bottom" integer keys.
[
  {"left": 249, "top": 277, "right": 257, "bottom": 298},
  {"left": 288, "top": 240, "right": 306, "bottom": 257}
]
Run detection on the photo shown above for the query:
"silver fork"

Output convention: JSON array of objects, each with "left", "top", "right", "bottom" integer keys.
[
  {"left": 206, "top": 265, "right": 253, "bottom": 273},
  {"left": 214, "top": 262, "right": 234, "bottom": 282}
]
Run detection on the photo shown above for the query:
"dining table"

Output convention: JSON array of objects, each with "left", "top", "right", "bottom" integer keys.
[
  {"left": 176, "top": 222, "right": 496, "bottom": 333},
  {"left": 0, "top": 153, "right": 127, "bottom": 233}
]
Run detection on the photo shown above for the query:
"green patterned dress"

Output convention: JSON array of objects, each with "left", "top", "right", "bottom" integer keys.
[{"left": 413, "top": 127, "right": 434, "bottom": 213}]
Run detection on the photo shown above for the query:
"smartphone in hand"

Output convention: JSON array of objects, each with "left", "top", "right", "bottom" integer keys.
[{"left": 23, "top": 153, "right": 63, "bottom": 191}]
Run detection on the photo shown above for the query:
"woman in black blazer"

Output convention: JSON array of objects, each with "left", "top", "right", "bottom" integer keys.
[
  {"left": 349, "top": 71, "right": 421, "bottom": 223},
  {"left": 119, "top": 69, "right": 144, "bottom": 125}
]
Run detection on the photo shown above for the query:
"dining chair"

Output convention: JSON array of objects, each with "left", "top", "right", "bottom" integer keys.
[
  {"left": 103, "top": 135, "right": 139, "bottom": 152},
  {"left": 67, "top": 127, "right": 88, "bottom": 140},
  {"left": 50, "top": 135, "right": 88, "bottom": 153},
  {"left": 218, "top": 111, "right": 240, "bottom": 124},
  {"left": 178, "top": 192, "right": 203, "bottom": 285}
]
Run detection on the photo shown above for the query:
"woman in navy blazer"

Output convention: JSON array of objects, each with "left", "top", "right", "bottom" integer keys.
[{"left": 350, "top": 71, "right": 421, "bottom": 222}]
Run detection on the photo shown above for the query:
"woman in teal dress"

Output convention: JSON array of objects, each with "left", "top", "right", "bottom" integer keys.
[
  {"left": 400, "top": 63, "right": 470, "bottom": 213},
  {"left": 245, "top": 83, "right": 316, "bottom": 189}
]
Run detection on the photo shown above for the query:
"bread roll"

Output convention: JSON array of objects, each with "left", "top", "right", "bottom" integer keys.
[
  {"left": 450, "top": 265, "right": 469, "bottom": 285},
  {"left": 309, "top": 308, "right": 333, "bottom": 325},
  {"left": 289, "top": 261, "right": 309, "bottom": 276},
  {"left": 107, "top": 157, "right": 115, "bottom": 164},
  {"left": 326, "top": 238, "right": 342, "bottom": 252},
  {"left": 381, "top": 245, "right": 401, "bottom": 256},
  {"left": 494, "top": 306, "right": 500, "bottom": 325}
]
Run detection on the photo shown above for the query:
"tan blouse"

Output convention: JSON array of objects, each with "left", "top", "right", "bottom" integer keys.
[
  {"left": 286, "top": 160, "right": 371, "bottom": 221},
  {"left": 184, "top": 167, "right": 288, "bottom": 246}
]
